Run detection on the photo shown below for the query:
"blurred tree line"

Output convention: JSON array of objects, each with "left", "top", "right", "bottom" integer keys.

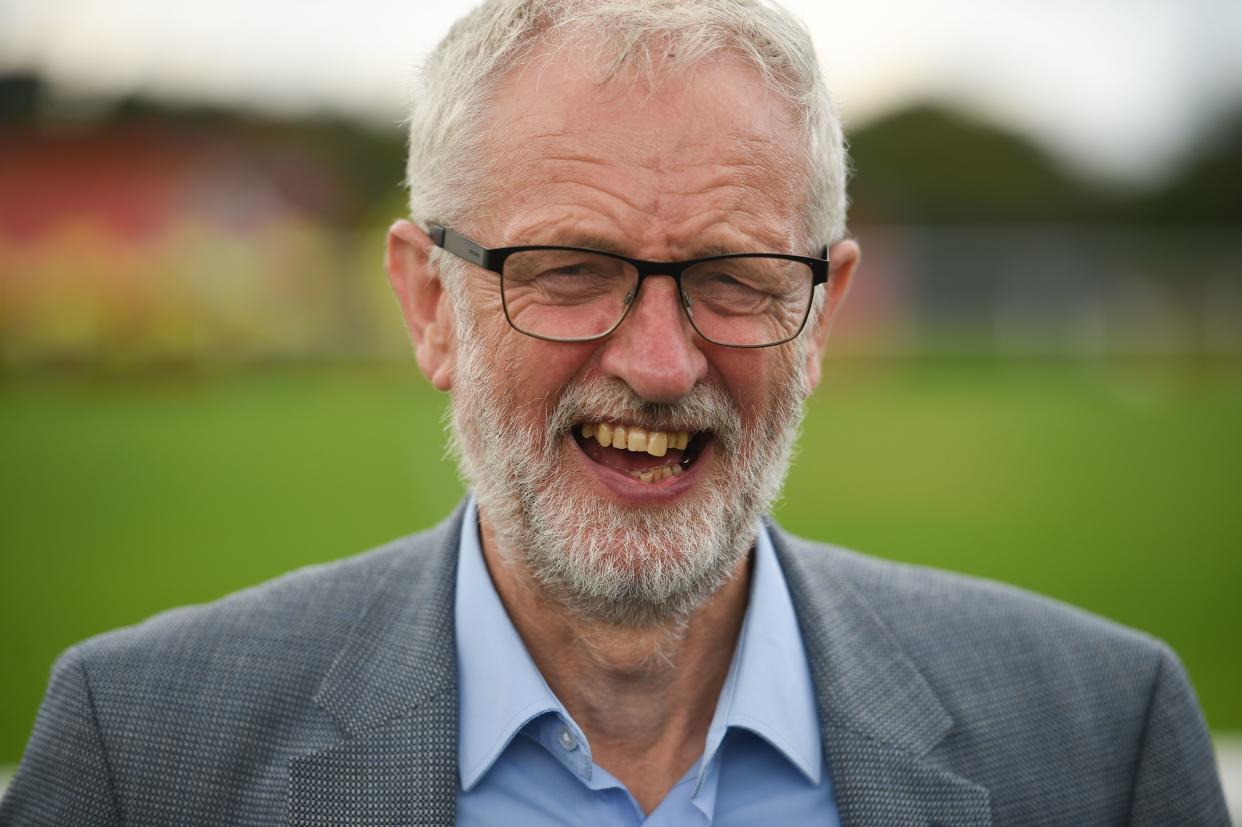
[{"left": 847, "top": 104, "right": 1242, "bottom": 226}]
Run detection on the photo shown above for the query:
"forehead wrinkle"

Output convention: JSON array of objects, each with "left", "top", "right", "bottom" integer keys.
[
  {"left": 651, "top": 167, "right": 797, "bottom": 243},
  {"left": 499, "top": 117, "right": 660, "bottom": 173},
  {"left": 662, "top": 136, "right": 800, "bottom": 189},
  {"left": 654, "top": 134, "right": 800, "bottom": 202},
  {"left": 486, "top": 149, "right": 662, "bottom": 236},
  {"left": 507, "top": 215, "right": 634, "bottom": 254},
  {"left": 509, "top": 126, "right": 637, "bottom": 163},
  {"left": 655, "top": 164, "right": 790, "bottom": 207},
  {"left": 658, "top": 209, "right": 798, "bottom": 257}
]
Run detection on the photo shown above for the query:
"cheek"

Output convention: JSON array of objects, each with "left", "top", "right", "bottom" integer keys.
[
  {"left": 713, "top": 348, "right": 779, "bottom": 400},
  {"left": 718, "top": 348, "right": 803, "bottom": 431},
  {"left": 506, "top": 339, "right": 600, "bottom": 406}
]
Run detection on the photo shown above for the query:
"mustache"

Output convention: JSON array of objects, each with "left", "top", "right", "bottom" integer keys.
[{"left": 543, "top": 378, "right": 745, "bottom": 454}]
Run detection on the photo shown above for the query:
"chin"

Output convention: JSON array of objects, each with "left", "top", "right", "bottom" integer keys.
[{"left": 500, "top": 466, "right": 756, "bottom": 627}]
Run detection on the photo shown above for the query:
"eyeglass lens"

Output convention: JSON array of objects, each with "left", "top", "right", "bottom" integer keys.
[{"left": 500, "top": 250, "right": 814, "bottom": 346}]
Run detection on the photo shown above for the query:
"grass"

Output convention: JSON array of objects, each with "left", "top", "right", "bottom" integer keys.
[{"left": 1, "top": 357, "right": 1240, "bottom": 763}]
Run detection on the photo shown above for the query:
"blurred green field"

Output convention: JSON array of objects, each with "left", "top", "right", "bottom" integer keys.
[{"left": 2, "top": 357, "right": 1240, "bottom": 763}]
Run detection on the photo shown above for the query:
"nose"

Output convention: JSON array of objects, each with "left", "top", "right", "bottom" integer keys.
[{"left": 598, "top": 276, "right": 708, "bottom": 403}]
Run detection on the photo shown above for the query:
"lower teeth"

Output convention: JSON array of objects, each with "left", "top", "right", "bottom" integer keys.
[{"left": 629, "top": 464, "right": 684, "bottom": 483}]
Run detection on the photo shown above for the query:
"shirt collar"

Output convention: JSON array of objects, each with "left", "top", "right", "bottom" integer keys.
[
  {"left": 454, "top": 496, "right": 569, "bottom": 791},
  {"left": 711, "top": 521, "right": 823, "bottom": 785},
  {"left": 454, "top": 496, "right": 822, "bottom": 791}
]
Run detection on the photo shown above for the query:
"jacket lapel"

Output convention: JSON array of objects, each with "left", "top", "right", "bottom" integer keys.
[
  {"left": 288, "top": 505, "right": 466, "bottom": 826},
  {"left": 771, "top": 527, "right": 992, "bottom": 827}
]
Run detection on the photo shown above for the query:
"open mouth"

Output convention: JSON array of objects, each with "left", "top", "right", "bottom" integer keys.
[{"left": 571, "top": 421, "right": 710, "bottom": 484}]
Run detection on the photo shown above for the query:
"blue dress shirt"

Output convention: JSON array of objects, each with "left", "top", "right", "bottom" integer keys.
[{"left": 454, "top": 497, "right": 841, "bottom": 826}]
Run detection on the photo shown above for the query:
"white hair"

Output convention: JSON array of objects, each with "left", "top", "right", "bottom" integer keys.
[{"left": 405, "top": 0, "right": 849, "bottom": 248}]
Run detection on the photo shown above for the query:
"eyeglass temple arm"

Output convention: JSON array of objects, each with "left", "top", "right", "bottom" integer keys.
[
  {"left": 427, "top": 224, "right": 493, "bottom": 271},
  {"left": 809, "top": 245, "right": 830, "bottom": 286}
]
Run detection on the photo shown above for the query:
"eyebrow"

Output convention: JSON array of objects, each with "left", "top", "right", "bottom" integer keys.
[
  {"left": 525, "top": 233, "right": 776, "bottom": 260},
  {"left": 530, "top": 232, "right": 630, "bottom": 255}
]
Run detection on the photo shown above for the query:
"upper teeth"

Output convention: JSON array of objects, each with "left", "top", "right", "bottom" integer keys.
[{"left": 580, "top": 423, "right": 691, "bottom": 457}]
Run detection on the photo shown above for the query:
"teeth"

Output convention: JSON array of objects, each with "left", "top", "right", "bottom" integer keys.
[
  {"left": 579, "top": 421, "right": 698, "bottom": 465},
  {"left": 627, "top": 427, "right": 648, "bottom": 452},
  {"left": 580, "top": 423, "right": 692, "bottom": 453},
  {"left": 629, "top": 464, "right": 681, "bottom": 483}
]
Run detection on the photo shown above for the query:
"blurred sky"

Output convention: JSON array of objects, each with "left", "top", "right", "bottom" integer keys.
[{"left": 2, "top": 0, "right": 1242, "bottom": 187}]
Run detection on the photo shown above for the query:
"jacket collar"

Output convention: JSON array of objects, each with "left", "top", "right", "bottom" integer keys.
[{"left": 770, "top": 523, "right": 992, "bottom": 826}]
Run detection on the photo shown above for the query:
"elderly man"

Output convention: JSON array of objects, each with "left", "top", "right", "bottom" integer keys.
[{"left": 2, "top": 1, "right": 1229, "bottom": 825}]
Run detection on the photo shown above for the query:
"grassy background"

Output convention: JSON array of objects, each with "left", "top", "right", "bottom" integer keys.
[{"left": 2, "top": 357, "right": 1240, "bottom": 763}]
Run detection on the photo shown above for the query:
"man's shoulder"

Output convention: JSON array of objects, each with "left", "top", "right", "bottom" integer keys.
[
  {"left": 772, "top": 529, "right": 1228, "bottom": 824},
  {"left": 777, "top": 528, "right": 1165, "bottom": 659},
  {"left": 773, "top": 528, "right": 1175, "bottom": 724},
  {"left": 3, "top": 510, "right": 464, "bottom": 825},
  {"left": 68, "top": 507, "right": 462, "bottom": 692},
  {"left": 31, "top": 531, "right": 422, "bottom": 785}
]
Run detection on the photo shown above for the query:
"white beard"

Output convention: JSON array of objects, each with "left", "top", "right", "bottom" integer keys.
[{"left": 447, "top": 299, "right": 809, "bottom": 627}]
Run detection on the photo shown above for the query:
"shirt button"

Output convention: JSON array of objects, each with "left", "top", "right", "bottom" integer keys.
[{"left": 558, "top": 726, "right": 577, "bottom": 751}]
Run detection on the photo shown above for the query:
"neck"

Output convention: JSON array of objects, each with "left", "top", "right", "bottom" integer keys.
[{"left": 478, "top": 512, "right": 752, "bottom": 812}]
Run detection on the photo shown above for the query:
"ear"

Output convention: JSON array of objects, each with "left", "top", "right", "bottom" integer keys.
[
  {"left": 802, "top": 238, "right": 860, "bottom": 395},
  {"left": 386, "top": 219, "right": 455, "bottom": 391}
]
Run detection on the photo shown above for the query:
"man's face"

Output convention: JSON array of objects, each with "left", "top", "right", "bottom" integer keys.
[{"left": 412, "top": 48, "right": 852, "bottom": 625}]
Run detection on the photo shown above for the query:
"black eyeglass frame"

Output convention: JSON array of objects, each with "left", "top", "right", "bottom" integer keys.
[{"left": 428, "top": 224, "right": 831, "bottom": 348}]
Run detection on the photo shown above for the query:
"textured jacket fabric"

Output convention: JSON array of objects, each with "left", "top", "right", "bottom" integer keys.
[{"left": 1, "top": 504, "right": 1229, "bottom": 825}]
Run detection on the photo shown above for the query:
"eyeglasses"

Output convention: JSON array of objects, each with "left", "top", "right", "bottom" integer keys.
[{"left": 429, "top": 225, "right": 830, "bottom": 348}]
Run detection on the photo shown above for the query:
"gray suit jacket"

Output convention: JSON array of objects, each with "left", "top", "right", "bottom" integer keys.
[{"left": 1, "top": 504, "right": 1229, "bottom": 825}]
